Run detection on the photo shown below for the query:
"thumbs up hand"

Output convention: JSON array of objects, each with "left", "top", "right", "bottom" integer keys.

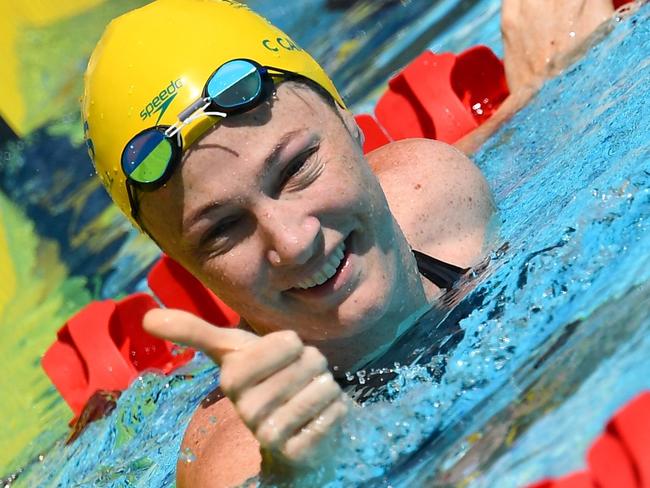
[{"left": 143, "top": 309, "right": 349, "bottom": 467}]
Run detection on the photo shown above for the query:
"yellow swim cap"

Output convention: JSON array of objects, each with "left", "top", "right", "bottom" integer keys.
[{"left": 82, "top": 0, "right": 344, "bottom": 227}]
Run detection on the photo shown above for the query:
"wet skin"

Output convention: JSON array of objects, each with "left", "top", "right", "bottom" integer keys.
[
  {"left": 140, "top": 83, "right": 436, "bottom": 371},
  {"left": 136, "top": 2, "right": 620, "bottom": 482},
  {"left": 140, "top": 82, "right": 494, "bottom": 485}
]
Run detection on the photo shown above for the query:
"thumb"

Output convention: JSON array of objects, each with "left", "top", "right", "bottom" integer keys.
[{"left": 143, "top": 308, "right": 259, "bottom": 365}]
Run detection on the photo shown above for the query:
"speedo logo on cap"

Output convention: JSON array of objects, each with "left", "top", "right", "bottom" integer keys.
[{"left": 139, "top": 79, "right": 184, "bottom": 125}]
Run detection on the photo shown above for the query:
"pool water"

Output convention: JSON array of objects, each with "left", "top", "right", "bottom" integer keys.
[
  {"left": 379, "top": 4, "right": 650, "bottom": 484},
  {"left": 2, "top": 0, "right": 649, "bottom": 486}
]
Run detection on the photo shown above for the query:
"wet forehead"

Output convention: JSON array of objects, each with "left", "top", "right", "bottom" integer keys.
[
  {"left": 140, "top": 82, "right": 334, "bottom": 243},
  {"left": 179, "top": 82, "right": 332, "bottom": 182}
]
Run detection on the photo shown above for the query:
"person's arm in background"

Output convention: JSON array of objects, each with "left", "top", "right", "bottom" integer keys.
[{"left": 455, "top": 0, "right": 616, "bottom": 154}]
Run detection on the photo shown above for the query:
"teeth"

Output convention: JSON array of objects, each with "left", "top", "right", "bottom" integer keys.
[{"left": 295, "top": 242, "right": 346, "bottom": 289}]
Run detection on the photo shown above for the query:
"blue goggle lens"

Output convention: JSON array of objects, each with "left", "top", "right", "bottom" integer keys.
[
  {"left": 121, "top": 129, "right": 174, "bottom": 184},
  {"left": 206, "top": 59, "right": 263, "bottom": 108}
]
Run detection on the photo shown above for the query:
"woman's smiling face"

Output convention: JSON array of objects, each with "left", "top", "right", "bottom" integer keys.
[{"left": 140, "top": 82, "right": 425, "bottom": 351}]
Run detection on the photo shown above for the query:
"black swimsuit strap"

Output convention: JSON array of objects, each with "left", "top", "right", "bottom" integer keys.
[{"left": 412, "top": 249, "right": 468, "bottom": 290}]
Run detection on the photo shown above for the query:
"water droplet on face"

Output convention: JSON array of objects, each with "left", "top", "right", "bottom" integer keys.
[{"left": 208, "top": 415, "right": 218, "bottom": 424}]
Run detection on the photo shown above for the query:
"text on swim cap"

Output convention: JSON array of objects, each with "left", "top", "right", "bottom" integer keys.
[
  {"left": 262, "top": 36, "right": 302, "bottom": 53},
  {"left": 140, "top": 79, "right": 184, "bottom": 125}
]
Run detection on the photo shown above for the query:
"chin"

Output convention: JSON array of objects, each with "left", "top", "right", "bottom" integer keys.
[
  {"left": 306, "top": 300, "right": 402, "bottom": 374},
  {"left": 331, "top": 287, "right": 395, "bottom": 339}
]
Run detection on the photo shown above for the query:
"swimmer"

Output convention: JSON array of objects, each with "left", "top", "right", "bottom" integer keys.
[{"left": 82, "top": 0, "right": 616, "bottom": 485}]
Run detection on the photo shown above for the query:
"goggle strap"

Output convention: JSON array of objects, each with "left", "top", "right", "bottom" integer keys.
[
  {"left": 126, "top": 181, "right": 140, "bottom": 223},
  {"left": 265, "top": 66, "right": 294, "bottom": 77},
  {"left": 161, "top": 125, "right": 183, "bottom": 146},
  {"left": 165, "top": 100, "right": 226, "bottom": 140},
  {"left": 178, "top": 97, "right": 210, "bottom": 122},
  {"left": 177, "top": 106, "right": 226, "bottom": 130},
  {"left": 204, "top": 111, "right": 228, "bottom": 117}
]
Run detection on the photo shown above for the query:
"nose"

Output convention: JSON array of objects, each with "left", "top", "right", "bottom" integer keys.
[{"left": 255, "top": 200, "right": 322, "bottom": 267}]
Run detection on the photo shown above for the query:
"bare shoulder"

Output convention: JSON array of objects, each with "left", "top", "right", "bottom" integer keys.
[
  {"left": 177, "top": 388, "right": 261, "bottom": 487},
  {"left": 368, "top": 138, "right": 495, "bottom": 267}
]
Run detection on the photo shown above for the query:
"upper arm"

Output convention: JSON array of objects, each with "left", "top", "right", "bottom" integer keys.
[
  {"left": 177, "top": 393, "right": 261, "bottom": 487},
  {"left": 368, "top": 138, "right": 495, "bottom": 267}
]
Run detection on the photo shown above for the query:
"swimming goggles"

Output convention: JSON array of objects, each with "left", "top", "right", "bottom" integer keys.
[{"left": 120, "top": 58, "right": 294, "bottom": 221}]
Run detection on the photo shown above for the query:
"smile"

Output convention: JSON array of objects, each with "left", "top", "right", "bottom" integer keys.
[{"left": 294, "top": 241, "right": 346, "bottom": 290}]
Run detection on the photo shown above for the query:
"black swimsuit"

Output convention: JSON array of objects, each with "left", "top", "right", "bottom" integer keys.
[{"left": 411, "top": 249, "right": 468, "bottom": 290}]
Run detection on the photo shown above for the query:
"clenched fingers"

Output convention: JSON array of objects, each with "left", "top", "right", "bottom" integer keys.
[
  {"left": 255, "top": 372, "right": 343, "bottom": 450},
  {"left": 219, "top": 330, "right": 304, "bottom": 396},
  {"left": 280, "top": 399, "right": 349, "bottom": 464},
  {"left": 236, "top": 346, "right": 328, "bottom": 428}
]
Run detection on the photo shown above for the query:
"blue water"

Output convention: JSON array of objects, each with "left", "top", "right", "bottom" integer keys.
[{"left": 10, "top": 0, "right": 650, "bottom": 486}]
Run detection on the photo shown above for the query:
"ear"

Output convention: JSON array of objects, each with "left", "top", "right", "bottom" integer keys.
[{"left": 335, "top": 104, "right": 365, "bottom": 148}]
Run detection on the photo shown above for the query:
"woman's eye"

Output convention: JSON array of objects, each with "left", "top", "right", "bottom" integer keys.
[
  {"left": 198, "top": 215, "right": 245, "bottom": 258},
  {"left": 280, "top": 146, "right": 322, "bottom": 190},
  {"left": 283, "top": 154, "right": 309, "bottom": 182},
  {"left": 205, "top": 216, "right": 239, "bottom": 241}
]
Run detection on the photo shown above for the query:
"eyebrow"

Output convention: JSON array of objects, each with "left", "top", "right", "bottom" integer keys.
[{"left": 184, "top": 129, "right": 306, "bottom": 232}]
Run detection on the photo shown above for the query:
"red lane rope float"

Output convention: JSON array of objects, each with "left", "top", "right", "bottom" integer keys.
[
  {"left": 147, "top": 254, "right": 239, "bottom": 327},
  {"left": 42, "top": 256, "right": 239, "bottom": 421},
  {"left": 355, "top": 45, "right": 509, "bottom": 153},
  {"left": 613, "top": 0, "right": 632, "bottom": 8},
  {"left": 355, "top": 113, "right": 391, "bottom": 153},
  {"left": 525, "top": 391, "right": 650, "bottom": 488},
  {"left": 588, "top": 431, "right": 638, "bottom": 488},
  {"left": 41, "top": 293, "right": 194, "bottom": 420}
]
